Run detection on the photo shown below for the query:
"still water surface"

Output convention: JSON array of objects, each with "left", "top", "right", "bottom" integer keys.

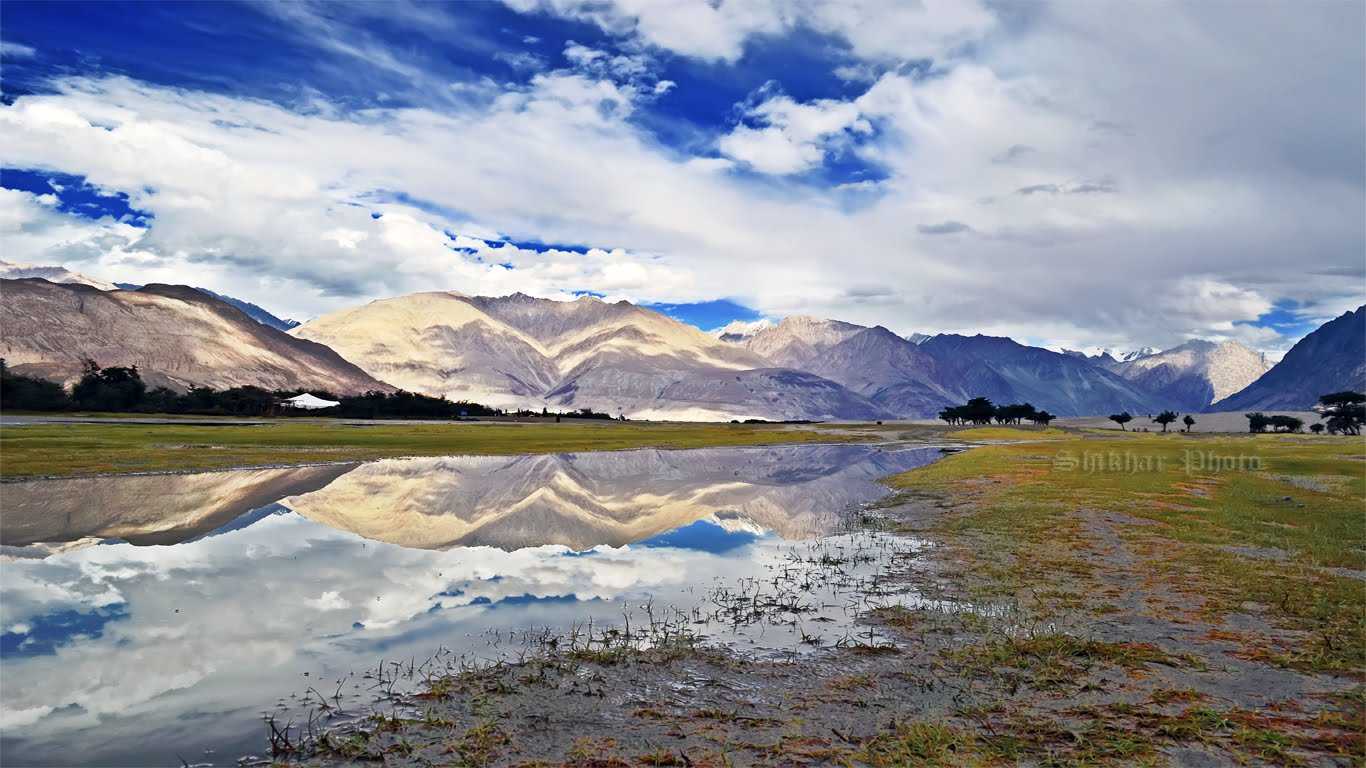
[{"left": 0, "top": 444, "right": 938, "bottom": 766}]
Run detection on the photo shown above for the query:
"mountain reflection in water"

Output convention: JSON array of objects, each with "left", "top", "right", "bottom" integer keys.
[{"left": 0, "top": 444, "right": 938, "bottom": 767}]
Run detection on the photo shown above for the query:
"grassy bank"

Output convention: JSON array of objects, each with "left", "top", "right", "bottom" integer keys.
[
  {"left": 886, "top": 428, "right": 1366, "bottom": 672},
  {"left": 0, "top": 419, "right": 874, "bottom": 479}
]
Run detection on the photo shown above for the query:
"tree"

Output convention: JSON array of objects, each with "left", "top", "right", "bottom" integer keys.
[
  {"left": 1309, "top": 423, "right": 1325, "bottom": 434},
  {"left": 1182, "top": 414, "right": 1195, "bottom": 432},
  {"left": 1268, "top": 414, "right": 1303, "bottom": 433},
  {"left": 962, "top": 397, "right": 996, "bottom": 425},
  {"left": 1152, "top": 411, "right": 1178, "bottom": 432},
  {"left": 1319, "top": 391, "right": 1364, "bottom": 435},
  {"left": 1108, "top": 412, "right": 1132, "bottom": 431},
  {"left": 1246, "top": 412, "right": 1269, "bottom": 433},
  {"left": 1032, "top": 410, "right": 1055, "bottom": 427},
  {"left": 72, "top": 360, "right": 146, "bottom": 411}
]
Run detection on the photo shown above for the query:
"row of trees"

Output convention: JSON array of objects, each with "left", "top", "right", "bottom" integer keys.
[
  {"left": 1107, "top": 411, "right": 1195, "bottom": 432},
  {"left": 1105, "top": 392, "right": 1364, "bottom": 435},
  {"left": 1246, "top": 392, "right": 1363, "bottom": 434},
  {"left": 938, "top": 398, "right": 1056, "bottom": 426},
  {"left": 0, "top": 360, "right": 502, "bottom": 419}
]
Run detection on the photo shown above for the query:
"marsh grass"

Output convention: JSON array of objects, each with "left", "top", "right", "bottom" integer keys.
[{"left": 885, "top": 430, "right": 1366, "bottom": 672}]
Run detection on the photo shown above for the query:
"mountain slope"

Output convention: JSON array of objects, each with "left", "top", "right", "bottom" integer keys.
[
  {"left": 795, "top": 326, "right": 957, "bottom": 417},
  {"left": 0, "top": 278, "right": 389, "bottom": 393},
  {"left": 1108, "top": 340, "right": 1270, "bottom": 411},
  {"left": 735, "top": 316, "right": 865, "bottom": 368},
  {"left": 0, "top": 259, "right": 118, "bottom": 291},
  {"left": 291, "top": 292, "right": 883, "bottom": 420},
  {"left": 918, "top": 334, "right": 1170, "bottom": 417},
  {"left": 193, "top": 288, "right": 299, "bottom": 331},
  {"left": 1213, "top": 306, "right": 1366, "bottom": 411}
]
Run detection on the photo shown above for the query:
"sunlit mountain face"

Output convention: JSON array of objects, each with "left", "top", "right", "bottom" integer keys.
[{"left": 0, "top": 444, "right": 939, "bottom": 766}]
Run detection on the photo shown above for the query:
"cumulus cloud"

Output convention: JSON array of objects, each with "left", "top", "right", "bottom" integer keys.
[
  {"left": 0, "top": 1, "right": 1360, "bottom": 353},
  {"left": 718, "top": 87, "right": 871, "bottom": 175}
]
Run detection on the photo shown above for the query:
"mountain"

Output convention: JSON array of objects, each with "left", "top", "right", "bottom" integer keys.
[
  {"left": 1212, "top": 306, "right": 1366, "bottom": 411},
  {"left": 0, "top": 278, "right": 389, "bottom": 393},
  {"left": 2, "top": 260, "right": 300, "bottom": 331},
  {"left": 1107, "top": 340, "right": 1270, "bottom": 411},
  {"left": 193, "top": 288, "right": 299, "bottom": 331},
  {"left": 916, "top": 334, "right": 1168, "bottom": 417},
  {"left": 290, "top": 292, "right": 885, "bottom": 420},
  {"left": 119, "top": 284, "right": 299, "bottom": 331},
  {"left": 1119, "top": 347, "right": 1157, "bottom": 363},
  {"left": 737, "top": 316, "right": 866, "bottom": 368},
  {"left": 718, "top": 317, "right": 954, "bottom": 417},
  {"left": 0, "top": 259, "right": 118, "bottom": 291},
  {"left": 731, "top": 317, "right": 1175, "bottom": 418},
  {"left": 777, "top": 325, "right": 956, "bottom": 416}
]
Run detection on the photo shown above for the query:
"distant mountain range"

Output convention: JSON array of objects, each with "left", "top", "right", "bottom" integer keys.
[
  {"left": 290, "top": 291, "right": 884, "bottom": 420},
  {"left": 1, "top": 260, "right": 1359, "bottom": 419},
  {"left": 1212, "top": 306, "right": 1365, "bottom": 411},
  {"left": 0, "top": 279, "right": 387, "bottom": 394}
]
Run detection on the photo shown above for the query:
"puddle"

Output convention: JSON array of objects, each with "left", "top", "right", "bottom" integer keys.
[{"left": 0, "top": 444, "right": 939, "bottom": 767}]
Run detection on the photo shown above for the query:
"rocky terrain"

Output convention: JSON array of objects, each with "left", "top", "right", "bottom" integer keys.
[{"left": 0, "top": 278, "right": 389, "bottom": 393}]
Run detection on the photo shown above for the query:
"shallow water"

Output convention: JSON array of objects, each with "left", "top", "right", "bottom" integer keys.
[{"left": 0, "top": 443, "right": 939, "bottom": 767}]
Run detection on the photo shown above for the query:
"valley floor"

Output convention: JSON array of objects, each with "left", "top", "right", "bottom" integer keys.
[
  {"left": 272, "top": 429, "right": 1364, "bottom": 767},
  {"left": 0, "top": 418, "right": 935, "bottom": 480}
]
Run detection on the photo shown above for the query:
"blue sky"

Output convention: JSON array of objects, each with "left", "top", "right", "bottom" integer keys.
[{"left": 1, "top": 0, "right": 1362, "bottom": 352}]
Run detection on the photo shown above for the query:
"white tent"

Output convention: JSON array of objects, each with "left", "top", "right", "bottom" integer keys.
[{"left": 282, "top": 393, "right": 340, "bottom": 410}]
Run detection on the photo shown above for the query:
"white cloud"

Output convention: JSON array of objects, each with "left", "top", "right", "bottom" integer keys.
[
  {"left": 711, "top": 317, "right": 773, "bottom": 337},
  {"left": 718, "top": 89, "right": 870, "bottom": 175},
  {"left": 506, "top": 0, "right": 993, "bottom": 64},
  {"left": 0, "top": 1, "right": 1360, "bottom": 354},
  {"left": 1, "top": 40, "right": 37, "bottom": 59}
]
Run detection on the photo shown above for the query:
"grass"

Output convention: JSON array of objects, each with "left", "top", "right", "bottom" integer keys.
[
  {"left": 884, "top": 429, "right": 1366, "bottom": 672},
  {"left": 0, "top": 419, "right": 870, "bottom": 479}
]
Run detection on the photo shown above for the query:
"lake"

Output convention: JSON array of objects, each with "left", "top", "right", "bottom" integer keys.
[{"left": 0, "top": 443, "right": 940, "bottom": 766}]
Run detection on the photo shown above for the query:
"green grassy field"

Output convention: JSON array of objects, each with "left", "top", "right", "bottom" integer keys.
[
  {"left": 0, "top": 419, "right": 873, "bottom": 479},
  {"left": 886, "top": 428, "right": 1366, "bottom": 672}
]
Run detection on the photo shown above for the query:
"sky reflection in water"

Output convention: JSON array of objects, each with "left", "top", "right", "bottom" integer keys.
[{"left": 0, "top": 444, "right": 938, "bottom": 766}]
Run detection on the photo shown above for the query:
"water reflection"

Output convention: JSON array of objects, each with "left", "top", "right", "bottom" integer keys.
[
  {"left": 1, "top": 464, "right": 354, "bottom": 552},
  {"left": 0, "top": 444, "right": 937, "bottom": 767}
]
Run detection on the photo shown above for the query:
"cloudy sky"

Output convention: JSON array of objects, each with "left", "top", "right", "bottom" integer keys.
[{"left": 1, "top": 0, "right": 1362, "bottom": 355}]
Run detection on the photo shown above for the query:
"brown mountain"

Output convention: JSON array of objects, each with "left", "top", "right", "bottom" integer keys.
[{"left": 0, "top": 278, "right": 389, "bottom": 393}]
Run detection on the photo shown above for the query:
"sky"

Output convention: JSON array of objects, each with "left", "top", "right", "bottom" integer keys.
[{"left": 1, "top": 0, "right": 1362, "bottom": 356}]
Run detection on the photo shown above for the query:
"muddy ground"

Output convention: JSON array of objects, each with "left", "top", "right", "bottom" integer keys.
[{"left": 267, "top": 484, "right": 1363, "bottom": 767}]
